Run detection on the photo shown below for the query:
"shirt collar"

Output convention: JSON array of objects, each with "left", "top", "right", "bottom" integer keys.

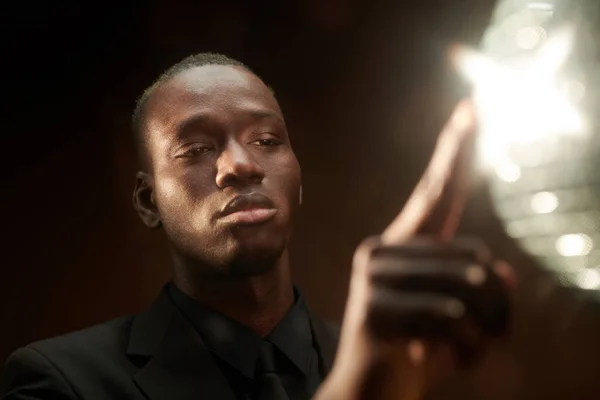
[
  {"left": 267, "top": 291, "right": 313, "bottom": 377},
  {"left": 167, "top": 283, "right": 314, "bottom": 379}
]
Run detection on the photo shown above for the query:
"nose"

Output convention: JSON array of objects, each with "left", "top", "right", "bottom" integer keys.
[{"left": 216, "top": 140, "right": 265, "bottom": 189}]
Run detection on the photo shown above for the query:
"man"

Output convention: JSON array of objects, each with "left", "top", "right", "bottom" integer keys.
[{"left": 1, "top": 53, "right": 511, "bottom": 400}]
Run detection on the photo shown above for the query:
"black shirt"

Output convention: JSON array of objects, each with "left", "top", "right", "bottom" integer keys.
[{"left": 168, "top": 283, "right": 323, "bottom": 400}]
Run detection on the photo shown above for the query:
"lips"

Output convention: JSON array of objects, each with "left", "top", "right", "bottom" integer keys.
[{"left": 218, "top": 192, "right": 277, "bottom": 225}]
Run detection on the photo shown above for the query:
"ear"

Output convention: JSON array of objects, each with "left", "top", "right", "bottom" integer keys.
[{"left": 132, "top": 171, "right": 161, "bottom": 229}]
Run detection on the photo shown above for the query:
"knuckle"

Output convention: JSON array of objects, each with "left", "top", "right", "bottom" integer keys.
[
  {"left": 352, "top": 235, "right": 383, "bottom": 270},
  {"left": 465, "top": 264, "right": 488, "bottom": 286},
  {"left": 454, "top": 236, "right": 492, "bottom": 262},
  {"left": 357, "top": 235, "right": 383, "bottom": 253},
  {"left": 439, "top": 297, "right": 466, "bottom": 319}
]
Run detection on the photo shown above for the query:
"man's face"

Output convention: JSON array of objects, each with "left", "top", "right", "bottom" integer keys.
[{"left": 141, "top": 65, "right": 301, "bottom": 276}]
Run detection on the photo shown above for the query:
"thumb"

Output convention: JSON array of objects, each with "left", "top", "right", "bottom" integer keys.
[{"left": 382, "top": 99, "right": 477, "bottom": 244}]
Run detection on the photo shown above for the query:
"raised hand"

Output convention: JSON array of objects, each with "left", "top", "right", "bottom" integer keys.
[{"left": 315, "top": 100, "right": 513, "bottom": 400}]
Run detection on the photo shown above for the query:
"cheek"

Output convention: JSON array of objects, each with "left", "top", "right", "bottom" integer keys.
[
  {"left": 154, "top": 170, "right": 214, "bottom": 221},
  {"left": 267, "top": 155, "right": 301, "bottom": 208}
]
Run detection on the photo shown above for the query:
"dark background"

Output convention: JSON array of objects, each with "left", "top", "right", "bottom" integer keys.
[{"left": 2, "top": 1, "right": 600, "bottom": 399}]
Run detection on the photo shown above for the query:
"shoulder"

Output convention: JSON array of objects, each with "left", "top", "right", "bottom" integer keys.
[
  {"left": 26, "top": 315, "right": 134, "bottom": 363},
  {"left": 2, "top": 316, "right": 134, "bottom": 398}
]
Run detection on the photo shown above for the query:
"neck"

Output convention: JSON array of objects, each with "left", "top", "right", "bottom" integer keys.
[{"left": 172, "top": 251, "right": 295, "bottom": 337}]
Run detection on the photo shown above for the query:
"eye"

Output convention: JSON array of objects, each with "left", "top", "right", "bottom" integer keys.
[
  {"left": 178, "top": 145, "right": 213, "bottom": 158},
  {"left": 251, "top": 138, "right": 282, "bottom": 147}
]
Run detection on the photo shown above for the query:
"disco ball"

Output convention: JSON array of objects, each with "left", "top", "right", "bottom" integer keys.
[{"left": 465, "top": 0, "right": 600, "bottom": 298}]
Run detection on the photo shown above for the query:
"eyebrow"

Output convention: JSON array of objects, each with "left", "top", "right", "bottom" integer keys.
[
  {"left": 175, "top": 109, "right": 285, "bottom": 137},
  {"left": 175, "top": 114, "right": 212, "bottom": 137},
  {"left": 246, "top": 110, "right": 285, "bottom": 124}
]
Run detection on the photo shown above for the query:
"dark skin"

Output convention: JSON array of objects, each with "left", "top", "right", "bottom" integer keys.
[
  {"left": 133, "top": 65, "right": 512, "bottom": 399},
  {"left": 133, "top": 65, "right": 301, "bottom": 336},
  {"left": 316, "top": 101, "right": 512, "bottom": 400}
]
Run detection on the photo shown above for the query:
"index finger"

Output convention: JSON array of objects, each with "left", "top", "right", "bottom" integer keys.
[{"left": 382, "top": 99, "right": 477, "bottom": 244}]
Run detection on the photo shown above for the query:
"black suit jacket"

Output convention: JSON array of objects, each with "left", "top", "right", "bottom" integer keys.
[{"left": 1, "top": 287, "right": 340, "bottom": 400}]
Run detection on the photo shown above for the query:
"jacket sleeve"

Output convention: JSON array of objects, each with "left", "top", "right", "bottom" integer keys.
[{"left": 2, "top": 347, "right": 77, "bottom": 400}]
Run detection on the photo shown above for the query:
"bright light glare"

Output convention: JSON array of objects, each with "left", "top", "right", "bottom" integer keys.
[
  {"left": 561, "top": 80, "right": 586, "bottom": 103},
  {"left": 530, "top": 191, "right": 559, "bottom": 213},
  {"left": 516, "top": 26, "right": 546, "bottom": 49},
  {"left": 455, "top": 27, "right": 584, "bottom": 167},
  {"left": 527, "top": 2, "right": 554, "bottom": 11},
  {"left": 555, "top": 233, "right": 593, "bottom": 256},
  {"left": 494, "top": 157, "right": 522, "bottom": 182},
  {"left": 575, "top": 269, "right": 600, "bottom": 290}
]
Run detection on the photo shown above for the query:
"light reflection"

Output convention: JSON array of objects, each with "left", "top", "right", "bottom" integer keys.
[
  {"left": 505, "top": 223, "right": 521, "bottom": 238},
  {"left": 455, "top": 27, "right": 585, "bottom": 167},
  {"left": 500, "top": 13, "right": 530, "bottom": 35},
  {"left": 555, "top": 233, "right": 593, "bottom": 256},
  {"left": 494, "top": 158, "right": 522, "bottom": 182},
  {"left": 516, "top": 26, "right": 546, "bottom": 49},
  {"left": 473, "top": 0, "right": 600, "bottom": 296},
  {"left": 526, "top": 2, "right": 555, "bottom": 12},
  {"left": 561, "top": 80, "right": 586, "bottom": 103},
  {"left": 530, "top": 191, "right": 559, "bottom": 214},
  {"left": 575, "top": 269, "right": 600, "bottom": 290}
]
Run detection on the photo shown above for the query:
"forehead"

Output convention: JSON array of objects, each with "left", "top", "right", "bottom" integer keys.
[{"left": 144, "top": 65, "right": 282, "bottom": 135}]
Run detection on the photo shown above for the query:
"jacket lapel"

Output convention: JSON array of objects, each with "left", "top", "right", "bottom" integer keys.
[
  {"left": 127, "top": 286, "right": 237, "bottom": 400},
  {"left": 307, "top": 307, "right": 341, "bottom": 377}
]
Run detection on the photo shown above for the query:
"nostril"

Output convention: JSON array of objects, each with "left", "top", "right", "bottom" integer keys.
[{"left": 216, "top": 160, "right": 265, "bottom": 188}]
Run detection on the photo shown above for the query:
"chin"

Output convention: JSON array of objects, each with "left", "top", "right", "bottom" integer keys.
[
  {"left": 225, "top": 258, "right": 278, "bottom": 278},
  {"left": 169, "top": 217, "right": 290, "bottom": 279},
  {"left": 234, "top": 236, "right": 286, "bottom": 263},
  {"left": 231, "top": 218, "right": 288, "bottom": 249},
  {"left": 224, "top": 230, "right": 287, "bottom": 277}
]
